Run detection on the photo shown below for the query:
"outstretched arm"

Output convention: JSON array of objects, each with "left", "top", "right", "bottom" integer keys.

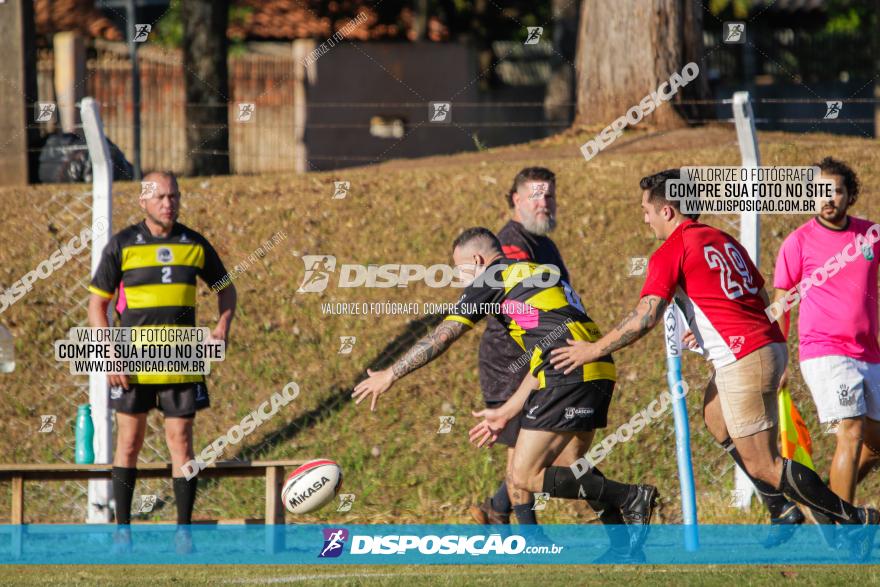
[
  {"left": 550, "top": 295, "right": 669, "bottom": 374},
  {"left": 593, "top": 294, "right": 669, "bottom": 356},
  {"left": 470, "top": 372, "right": 539, "bottom": 448},
  {"left": 352, "top": 320, "right": 469, "bottom": 411},
  {"left": 391, "top": 320, "right": 468, "bottom": 380}
]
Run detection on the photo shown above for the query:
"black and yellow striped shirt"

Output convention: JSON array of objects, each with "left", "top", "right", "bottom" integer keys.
[
  {"left": 445, "top": 258, "right": 615, "bottom": 390},
  {"left": 89, "top": 221, "right": 229, "bottom": 384}
]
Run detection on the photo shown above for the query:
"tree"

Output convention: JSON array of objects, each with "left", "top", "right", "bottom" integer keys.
[
  {"left": 574, "top": 0, "right": 709, "bottom": 129},
  {"left": 544, "top": 0, "right": 581, "bottom": 124},
  {"left": 413, "top": 0, "right": 429, "bottom": 40},
  {"left": 182, "top": 0, "right": 229, "bottom": 176}
]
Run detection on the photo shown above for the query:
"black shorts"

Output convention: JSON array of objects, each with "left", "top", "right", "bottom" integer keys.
[
  {"left": 521, "top": 380, "right": 614, "bottom": 433},
  {"left": 486, "top": 401, "right": 523, "bottom": 447},
  {"left": 110, "top": 382, "right": 210, "bottom": 418}
]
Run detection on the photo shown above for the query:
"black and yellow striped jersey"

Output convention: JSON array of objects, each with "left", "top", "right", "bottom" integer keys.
[
  {"left": 445, "top": 258, "right": 615, "bottom": 390},
  {"left": 479, "top": 220, "right": 571, "bottom": 402},
  {"left": 89, "top": 221, "right": 229, "bottom": 384}
]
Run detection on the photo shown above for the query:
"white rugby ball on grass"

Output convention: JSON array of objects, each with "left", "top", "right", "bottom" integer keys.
[{"left": 282, "top": 459, "right": 343, "bottom": 514}]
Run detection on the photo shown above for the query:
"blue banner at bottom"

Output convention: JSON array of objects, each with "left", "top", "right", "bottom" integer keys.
[{"left": 0, "top": 524, "right": 876, "bottom": 564}]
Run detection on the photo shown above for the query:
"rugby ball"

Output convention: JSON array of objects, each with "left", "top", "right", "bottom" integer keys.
[{"left": 282, "top": 459, "right": 343, "bottom": 514}]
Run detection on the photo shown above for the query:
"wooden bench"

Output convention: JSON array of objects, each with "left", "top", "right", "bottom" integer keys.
[{"left": 0, "top": 460, "right": 304, "bottom": 524}]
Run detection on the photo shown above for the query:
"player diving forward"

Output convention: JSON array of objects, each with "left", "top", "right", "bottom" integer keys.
[
  {"left": 353, "top": 227, "right": 658, "bottom": 551},
  {"left": 549, "top": 169, "right": 879, "bottom": 553}
]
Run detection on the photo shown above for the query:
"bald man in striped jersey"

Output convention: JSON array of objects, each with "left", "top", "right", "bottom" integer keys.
[{"left": 88, "top": 171, "right": 237, "bottom": 552}]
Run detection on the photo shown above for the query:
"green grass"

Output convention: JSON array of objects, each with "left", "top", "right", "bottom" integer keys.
[
  {"left": 1, "top": 125, "right": 880, "bottom": 524},
  {"left": 0, "top": 564, "right": 875, "bottom": 586}
]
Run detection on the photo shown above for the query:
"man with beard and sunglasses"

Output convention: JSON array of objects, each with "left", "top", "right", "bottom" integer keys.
[{"left": 773, "top": 158, "right": 880, "bottom": 529}]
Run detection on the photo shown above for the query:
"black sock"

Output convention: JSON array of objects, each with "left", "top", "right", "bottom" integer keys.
[
  {"left": 491, "top": 480, "right": 513, "bottom": 514},
  {"left": 513, "top": 503, "right": 538, "bottom": 525},
  {"left": 173, "top": 477, "right": 198, "bottom": 525},
  {"left": 720, "top": 438, "right": 790, "bottom": 518},
  {"left": 585, "top": 467, "right": 629, "bottom": 552},
  {"left": 541, "top": 466, "right": 633, "bottom": 509},
  {"left": 586, "top": 467, "right": 625, "bottom": 524},
  {"left": 779, "top": 458, "right": 861, "bottom": 524},
  {"left": 112, "top": 466, "right": 137, "bottom": 525}
]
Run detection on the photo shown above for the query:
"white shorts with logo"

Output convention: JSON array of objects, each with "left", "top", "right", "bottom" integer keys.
[{"left": 800, "top": 355, "right": 880, "bottom": 422}]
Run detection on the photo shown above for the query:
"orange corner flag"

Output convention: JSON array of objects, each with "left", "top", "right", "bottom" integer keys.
[{"left": 778, "top": 385, "right": 814, "bottom": 471}]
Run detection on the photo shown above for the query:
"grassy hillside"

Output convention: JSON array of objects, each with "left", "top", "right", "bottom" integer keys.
[{"left": 1, "top": 125, "right": 879, "bottom": 524}]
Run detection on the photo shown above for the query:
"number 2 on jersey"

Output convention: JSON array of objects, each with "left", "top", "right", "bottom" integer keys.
[
  {"left": 161, "top": 266, "right": 172, "bottom": 283},
  {"left": 703, "top": 243, "right": 758, "bottom": 299}
]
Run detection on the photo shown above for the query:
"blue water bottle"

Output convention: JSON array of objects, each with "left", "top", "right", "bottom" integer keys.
[{"left": 75, "top": 404, "right": 95, "bottom": 464}]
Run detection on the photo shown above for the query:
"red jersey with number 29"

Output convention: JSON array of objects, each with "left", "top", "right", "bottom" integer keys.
[{"left": 640, "top": 219, "right": 784, "bottom": 368}]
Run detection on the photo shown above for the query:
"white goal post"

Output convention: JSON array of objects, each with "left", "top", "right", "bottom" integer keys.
[
  {"left": 81, "top": 97, "right": 114, "bottom": 523},
  {"left": 731, "top": 91, "right": 760, "bottom": 508}
]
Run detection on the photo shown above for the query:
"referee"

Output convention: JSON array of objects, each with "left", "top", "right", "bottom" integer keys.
[{"left": 87, "top": 171, "right": 236, "bottom": 551}]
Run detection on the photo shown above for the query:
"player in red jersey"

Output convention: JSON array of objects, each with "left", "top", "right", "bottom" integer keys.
[{"left": 550, "top": 169, "right": 879, "bottom": 541}]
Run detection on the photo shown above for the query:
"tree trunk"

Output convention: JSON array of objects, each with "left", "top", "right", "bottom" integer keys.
[
  {"left": 470, "top": 0, "right": 495, "bottom": 90},
  {"left": 574, "top": 0, "right": 708, "bottom": 129},
  {"left": 412, "top": 0, "right": 428, "bottom": 41},
  {"left": 0, "top": 0, "right": 38, "bottom": 184},
  {"left": 438, "top": 0, "right": 460, "bottom": 38},
  {"left": 182, "top": 0, "right": 229, "bottom": 176},
  {"left": 544, "top": 0, "right": 581, "bottom": 126}
]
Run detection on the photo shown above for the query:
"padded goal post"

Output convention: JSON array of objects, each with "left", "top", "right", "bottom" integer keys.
[
  {"left": 731, "top": 91, "right": 761, "bottom": 508},
  {"left": 81, "top": 97, "right": 114, "bottom": 523},
  {"left": 665, "top": 302, "right": 699, "bottom": 550}
]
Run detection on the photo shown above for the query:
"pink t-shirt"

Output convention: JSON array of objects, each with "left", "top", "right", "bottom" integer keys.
[{"left": 774, "top": 216, "right": 880, "bottom": 363}]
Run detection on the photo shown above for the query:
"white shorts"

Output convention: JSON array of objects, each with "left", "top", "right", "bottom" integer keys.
[{"left": 800, "top": 355, "right": 880, "bottom": 422}]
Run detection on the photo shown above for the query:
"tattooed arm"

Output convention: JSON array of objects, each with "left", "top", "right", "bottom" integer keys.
[
  {"left": 594, "top": 295, "right": 669, "bottom": 356},
  {"left": 352, "top": 320, "right": 469, "bottom": 411},
  {"left": 550, "top": 295, "right": 669, "bottom": 374},
  {"left": 391, "top": 320, "right": 468, "bottom": 380}
]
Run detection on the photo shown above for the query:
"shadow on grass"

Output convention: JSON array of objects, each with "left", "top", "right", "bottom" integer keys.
[{"left": 224, "top": 313, "right": 445, "bottom": 465}]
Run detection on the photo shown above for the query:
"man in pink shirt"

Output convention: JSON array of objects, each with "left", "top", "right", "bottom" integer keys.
[{"left": 773, "top": 157, "right": 880, "bottom": 513}]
